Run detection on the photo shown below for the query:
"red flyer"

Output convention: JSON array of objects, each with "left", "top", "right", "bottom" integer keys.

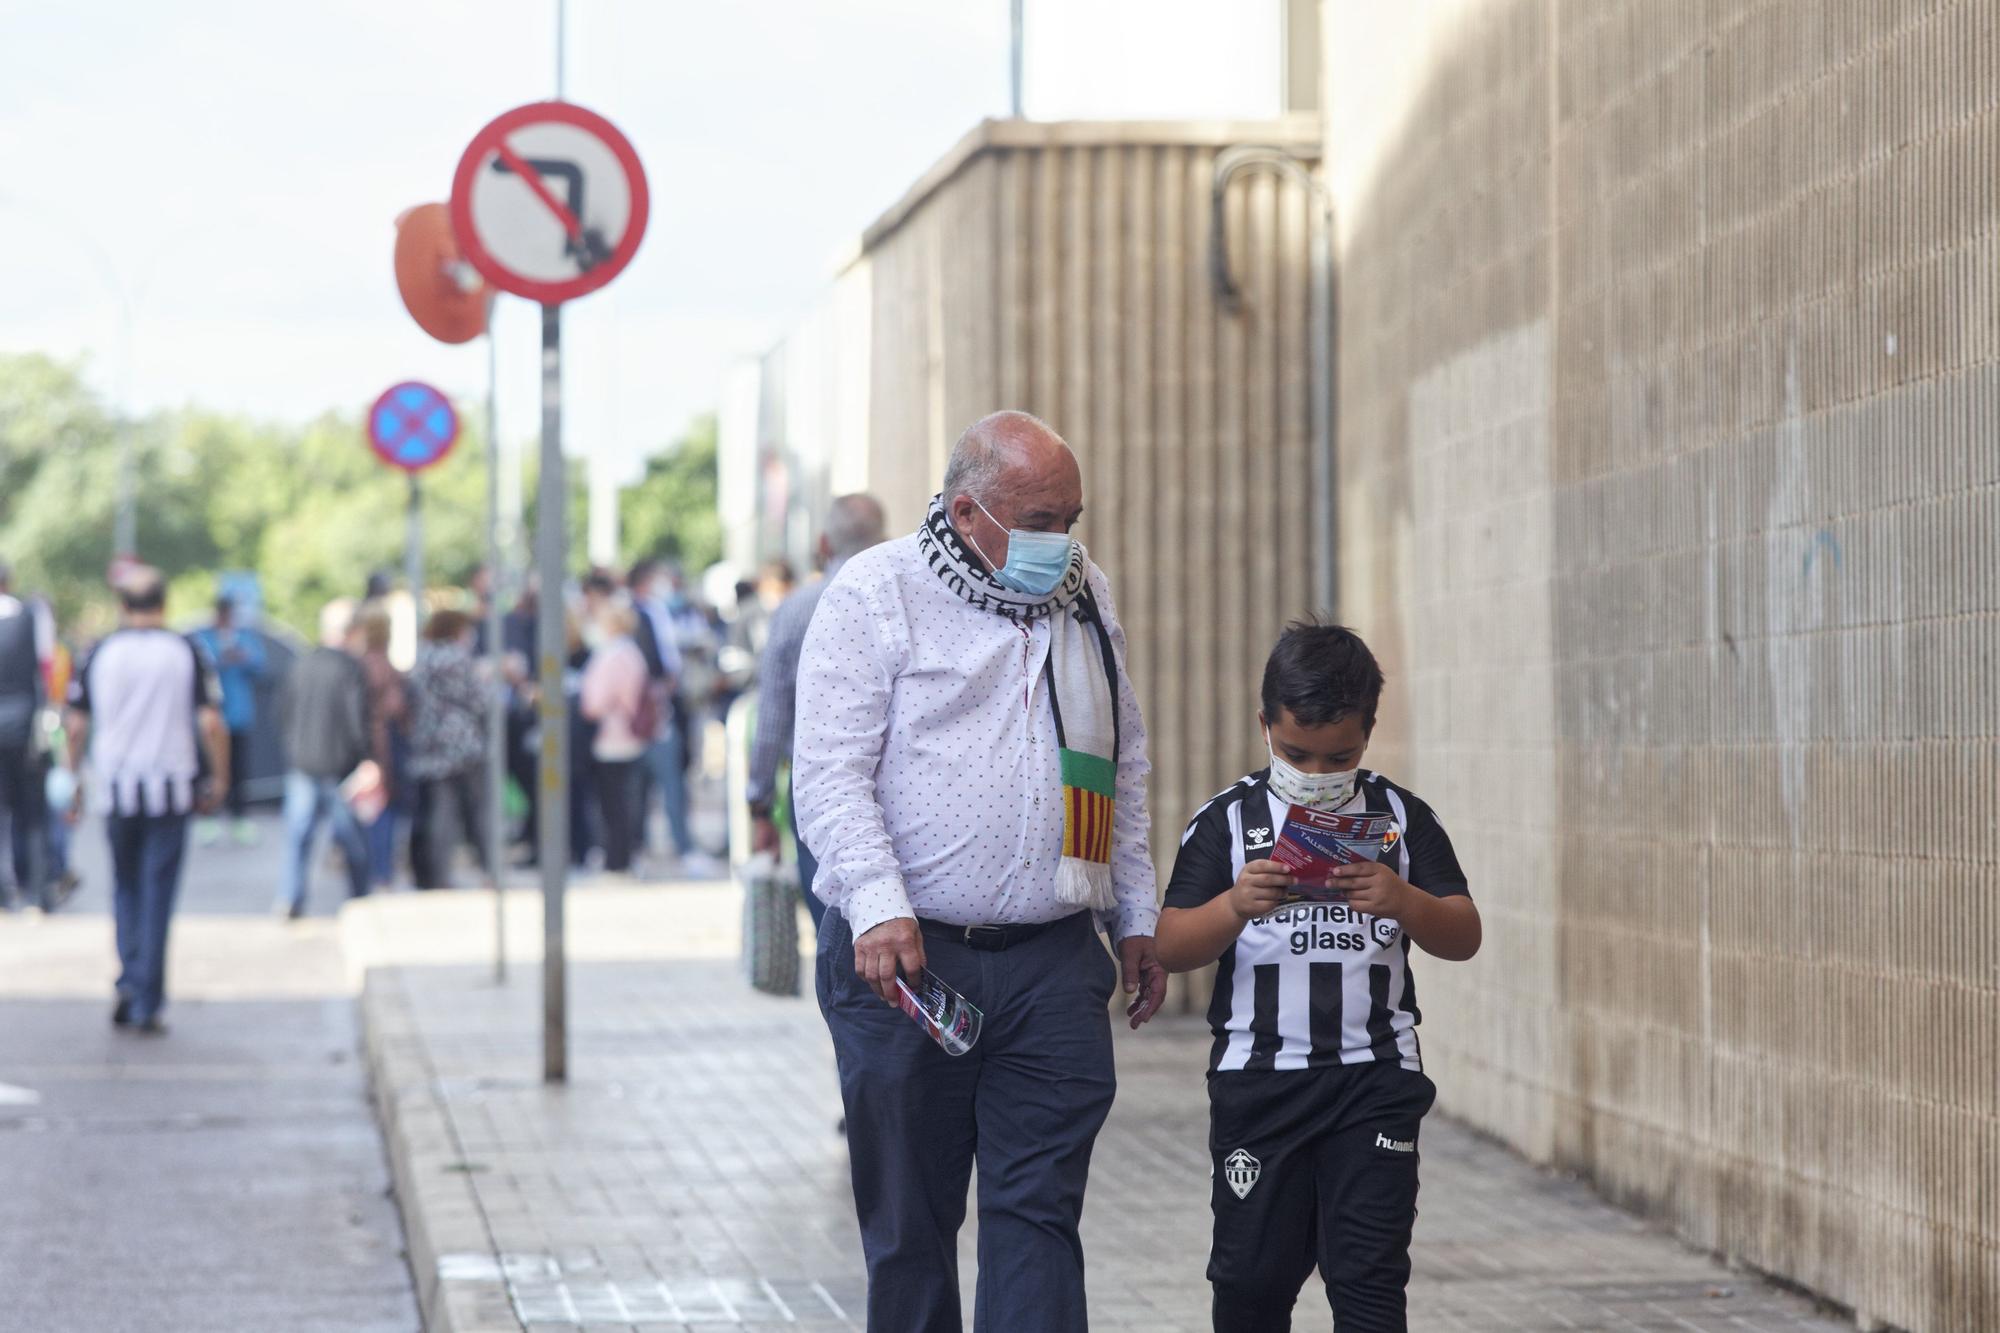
[{"left": 1269, "top": 805, "right": 1399, "bottom": 903}]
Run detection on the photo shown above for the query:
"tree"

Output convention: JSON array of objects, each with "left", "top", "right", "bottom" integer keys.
[
  {"left": 0, "top": 353, "right": 728, "bottom": 638},
  {"left": 0, "top": 354, "right": 500, "bottom": 635},
  {"left": 618, "top": 413, "right": 722, "bottom": 574}
]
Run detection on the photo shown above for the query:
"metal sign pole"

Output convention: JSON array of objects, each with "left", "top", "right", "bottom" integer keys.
[
  {"left": 405, "top": 474, "right": 424, "bottom": 627},
  {"left": 485, "top": 329, "right": 507, "bottom": 985},
  {"left": 536, "top": 301, "right": 568, "bottom": 1083}
]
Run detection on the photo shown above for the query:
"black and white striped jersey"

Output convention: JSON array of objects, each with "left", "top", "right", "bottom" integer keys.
[
  {"left": 1164, "top": 769, "right": 1469, "bottom": 1074},
  {"left": 68, "top": 628, "right": 216, "bottom": 818}
]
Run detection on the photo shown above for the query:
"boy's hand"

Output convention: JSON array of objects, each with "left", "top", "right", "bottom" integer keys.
[
  {"left": 1330, "top": 860, "right": 1414, "bottom": 918},
  {"left": 1229, "top": 860, "right": 1295, "bottom": 921}
]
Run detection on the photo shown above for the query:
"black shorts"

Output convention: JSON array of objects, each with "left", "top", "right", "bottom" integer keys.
[{"left": 1207, "top": 1060, "right": 1437, "bottom": 1333}]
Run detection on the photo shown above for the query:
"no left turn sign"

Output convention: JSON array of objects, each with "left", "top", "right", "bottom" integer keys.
[{"left": 450, "top": 101, "right": 649, "bottom": 305}]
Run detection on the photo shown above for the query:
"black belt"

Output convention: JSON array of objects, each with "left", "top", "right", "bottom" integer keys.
[{"left": 917, "top": 915, "right": 1079, "bottom": 952}]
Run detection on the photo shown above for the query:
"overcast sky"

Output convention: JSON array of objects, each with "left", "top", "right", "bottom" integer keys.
[{"left": 1, "top": 0, "right": 1280, "bottom": 483}]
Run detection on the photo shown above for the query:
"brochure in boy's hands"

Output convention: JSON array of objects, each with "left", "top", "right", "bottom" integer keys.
[{"left": 1269, "top": 805, "right": 1400, "bottom": 903}]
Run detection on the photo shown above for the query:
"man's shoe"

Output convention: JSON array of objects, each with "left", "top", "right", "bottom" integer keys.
[
  {"left": 135, "top": 1015, "right": 168, "bottom": 1036},
  {"left": 111, "top": 996, "right": 132, "bottom": 1027}
]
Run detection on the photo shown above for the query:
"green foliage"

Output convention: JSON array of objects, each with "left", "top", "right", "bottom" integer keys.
[
  {"left": 619, "top": 413, "right": 722, "bottom": 573},
  {"left": 0, "top": 355, "right": 724, "bottom": 638},
  {"left": 0, "top": 355, "right": 498, "bottom": 636}
]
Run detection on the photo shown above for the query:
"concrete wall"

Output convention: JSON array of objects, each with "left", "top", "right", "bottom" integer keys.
[
  {"left": 1325, "top": 2, "right": 1999, "bottom": 1327},
  {"left": 856, "top": 117, "right": 1323, "bottom": 873}
]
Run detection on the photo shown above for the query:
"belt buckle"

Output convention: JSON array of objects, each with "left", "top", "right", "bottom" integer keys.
[{"left": 963, "top": 925, "right": 1006, "bottom": 951}]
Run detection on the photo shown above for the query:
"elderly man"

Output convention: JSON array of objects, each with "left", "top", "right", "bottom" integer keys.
[{"left": 796, "top": 411, "right": 1167, "bottom": 1332}]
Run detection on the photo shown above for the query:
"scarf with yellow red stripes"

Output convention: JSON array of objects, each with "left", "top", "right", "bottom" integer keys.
[{"left": 918, "top": 494, "right": 1121, "bottom": 911}]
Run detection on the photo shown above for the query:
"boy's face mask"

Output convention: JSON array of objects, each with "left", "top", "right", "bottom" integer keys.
[
  {"left": 1265, "top": 739, "right": 1358, "bottom": 810},
  {"left": 1262, "top": 712, "right": 1369, "bottom": 811}
]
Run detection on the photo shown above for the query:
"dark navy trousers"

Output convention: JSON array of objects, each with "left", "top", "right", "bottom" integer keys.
[
  {"left": 106, "top": 811, "right": 189, "bottom": 1024},
  {"left": 818, "top": 910, "right": 1118, "bottom": 1333}
]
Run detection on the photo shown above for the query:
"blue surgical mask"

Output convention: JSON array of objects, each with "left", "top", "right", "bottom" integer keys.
[{"left": 972, "top": 498, "right": 1076, "bottom": 597}]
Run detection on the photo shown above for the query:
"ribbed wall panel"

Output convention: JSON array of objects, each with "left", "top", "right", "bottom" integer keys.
[{"left": 1327, "top": 2, "right": 2000, "bottom": 1327}]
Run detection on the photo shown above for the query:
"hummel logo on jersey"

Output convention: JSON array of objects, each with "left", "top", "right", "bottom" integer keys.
[
  {"left": 1375, "top": 1133, "right": 1415, "bottom": 1153},
  {"left": 1246, "top": 826, "right": 1272, "bottom": 846},
  {"left": 1223, "top": 1148, "right": 1261, "bottom": 1198}
]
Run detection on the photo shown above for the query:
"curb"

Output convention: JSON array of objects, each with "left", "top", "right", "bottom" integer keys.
[{"left": 360, "top": 968, "right": 521, "bottom": 1333}]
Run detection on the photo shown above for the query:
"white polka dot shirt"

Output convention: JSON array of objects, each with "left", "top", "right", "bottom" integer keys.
[{"left": 793, "top": 533, "right": 1159, "bottom": 944}]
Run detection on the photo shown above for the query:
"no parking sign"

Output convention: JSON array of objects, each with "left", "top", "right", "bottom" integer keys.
[{"left": 368, "top": 381, "right": 459, "bottom": 473}]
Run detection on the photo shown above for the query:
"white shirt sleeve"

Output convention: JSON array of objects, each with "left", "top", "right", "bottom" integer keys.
[
  {"left": 792, "top": 569, "right": 914, "bottom": 938},
  {"left": 1094, "top": 572, "right": 1160, "bottom": 943}
]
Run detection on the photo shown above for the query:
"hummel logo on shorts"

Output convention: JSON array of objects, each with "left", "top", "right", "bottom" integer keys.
[{"left": 1374, "top": 1132, "right": 1414, "bottom": 1153}]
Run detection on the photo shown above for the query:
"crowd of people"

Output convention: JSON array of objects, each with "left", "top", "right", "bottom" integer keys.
[
  {"left": 0, "top": 549, "right": 797, "bottom": 1027},
  {"left": 3, "top": 408, "right": 1492, "bottom": 1324}
]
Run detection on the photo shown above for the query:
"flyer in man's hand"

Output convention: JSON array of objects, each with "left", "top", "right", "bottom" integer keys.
[
  {"left": 895, "top": 970, "right": 984, "bottom": 1056},
  {"left": 1269, "top": 805, "right": 1400, "bottom": 902}
]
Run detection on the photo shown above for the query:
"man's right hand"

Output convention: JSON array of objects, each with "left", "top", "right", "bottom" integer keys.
[
  {"left": 854, "top": 917, "right": 926, "bottom": 1004},
  {"left": 750, "top": 814, "right": 781, "bottom": 857}
]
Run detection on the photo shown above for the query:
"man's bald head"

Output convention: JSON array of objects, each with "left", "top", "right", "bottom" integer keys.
[
  {"left": 941, "top": 411, "right": 1078, "bottom": 507},
  {"left": 943, "top": 411, "right": 1084, "bottom": 573}
]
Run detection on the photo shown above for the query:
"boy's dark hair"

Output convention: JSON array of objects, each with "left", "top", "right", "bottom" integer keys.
[{"left": 1260, "top": 620, "right": 1385, "bottom": 732}]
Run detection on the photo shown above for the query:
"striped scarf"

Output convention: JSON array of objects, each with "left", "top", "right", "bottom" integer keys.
[{"left": 918, "top": 496, "right": 1121, "bottom": 911}]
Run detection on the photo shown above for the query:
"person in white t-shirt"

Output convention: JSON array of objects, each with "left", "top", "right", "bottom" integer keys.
[{"left": 66, "top": 566, "right": 227, "bottom": 1034}]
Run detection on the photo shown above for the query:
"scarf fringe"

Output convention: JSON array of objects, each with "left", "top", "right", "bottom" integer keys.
[{"left": 1056, "top": 856, "right": 1118, "bottom": 913}]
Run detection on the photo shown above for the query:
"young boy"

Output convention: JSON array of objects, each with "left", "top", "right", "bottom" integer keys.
[{"left": 1157, "top": 621, "right": 1482, "bottom": 1332}]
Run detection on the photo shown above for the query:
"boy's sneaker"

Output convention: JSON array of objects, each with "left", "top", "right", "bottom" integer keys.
[
  {"left": 194, "top": 819, "right": 222, "bottom": 847},
  {"left": 231, "top": 819, "right": 259, "bottom": 847}
]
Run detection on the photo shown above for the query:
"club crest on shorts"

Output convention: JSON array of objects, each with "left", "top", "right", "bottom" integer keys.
[{"left": 1223, "top": 1148, "right": 1261, "bottom": 1199}]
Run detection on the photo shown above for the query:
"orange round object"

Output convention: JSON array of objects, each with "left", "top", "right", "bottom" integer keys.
[{"left": 394, "top": 202, "right": 490, "bottom": 344}]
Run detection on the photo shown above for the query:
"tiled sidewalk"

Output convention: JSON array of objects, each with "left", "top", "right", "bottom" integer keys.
[{"left": 348, "top": 886, "right": 1848, "bottom": 1332}]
